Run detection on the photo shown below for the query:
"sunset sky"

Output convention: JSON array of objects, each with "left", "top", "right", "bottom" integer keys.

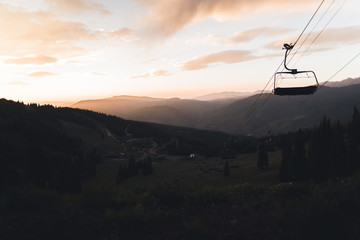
[{"left": 1, "top": 0, "right": 359, "bottom": 103}]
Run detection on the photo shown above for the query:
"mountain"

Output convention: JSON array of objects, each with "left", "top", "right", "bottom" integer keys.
[
  {"left": 70, "top": 78, "right": 360, "bottom": 136},
  {"left": 199, "top": 84, "right": 360, "bottom": 136},
  {"left": 71, "top": 95, "right": 228, "bottom": 128},
  {"left": 194, "top": 91, "right": 254, "bottom": 101},
  {"left": 324, "top": 77, "right": 360, "bottom": 87}
]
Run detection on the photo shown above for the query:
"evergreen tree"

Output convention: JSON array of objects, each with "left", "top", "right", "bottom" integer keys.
[
  {"left": 116, "top": 164, "right": 126, "bottom": 184},
  {"left": 142, "top": 156, "right": 153, "bottom": 175},
  {"left": 223, "top": 160, "right": 230, "bottom": 176},
  {"left": 279, "top": 143, "right": 291, "bottom": 182},
  {"left": 330, "top": 121, "right": 347, "bottom": 178},
  {"left": 291, "top": 129, "right": 307, "bottom": 181},
  {"left": 128, "top": 156, "right": 138, "bottom": 176},
  {"left": 347, "top": 106, "right": 360, "bottom": 173},
  {"left": 257, "top": 149, "right": 269, "bottom": 169}
]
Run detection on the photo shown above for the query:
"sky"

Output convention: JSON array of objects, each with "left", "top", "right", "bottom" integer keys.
[{"left": 0, "top": 0, "right": 360, "bottom": 103}]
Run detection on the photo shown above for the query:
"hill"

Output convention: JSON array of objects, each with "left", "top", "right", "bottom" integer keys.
[
  {"left": 200, "top": 84, "right": 360, "bottom": 135},
  {"left": 71, "top": 95, "right": 229, "bottom": 128},
  {"left": 193, "top": 91, "right": 254, "bottom": 101},
  {"left": 0, "top": 98, "right": 247, "bottom": 192},
  {"left": 70, "top": 79, "right": 360, "bottom": 136}
]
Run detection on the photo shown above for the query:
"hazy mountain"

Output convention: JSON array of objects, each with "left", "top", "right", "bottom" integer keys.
[
  {"left": 324, "top": 77, "right": 360, "bottom": 87},
  {"left": 71, "top": 95, "right": 227, "bottom": 128},
  {"left": 199, "top": 84, "right": 360, "bottom": 136},
  {"left": 71, "top": 78, "right": 360, "bottom": 136},
  {"left": 194, "top": 91, "right": 254, "bottom": 101}
]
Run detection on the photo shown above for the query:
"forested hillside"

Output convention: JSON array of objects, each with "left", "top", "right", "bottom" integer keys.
[
  {"left": 70, "top": 82, "right": 360, "bottom": 136},
  {"left": 0, "top": 98, "right": 243, "bottom": 193}
]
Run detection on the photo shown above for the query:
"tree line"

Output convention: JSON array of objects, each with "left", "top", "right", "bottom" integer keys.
[
  {"left": 0, "top": 99, "right": 101, "bottom": 193},
  {"left": 277, "top": 106, "right": 360, "bottom": 182}
]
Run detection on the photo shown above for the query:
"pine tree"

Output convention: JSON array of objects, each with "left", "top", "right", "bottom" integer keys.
[
  {"left": 291, "top": 129, "right": 307, "bottom": 181},
  {"left": 347, "top": 106, "right": 360, "bottom": 173},
  {"left": 223, "top": 160, "right": 230, "bottom": 176},
  {"left": 142, "top": 156, "right": 153, "bottom": 175},
  {"left": 330, "top": 121, "right": 347, "bottom": 178},
  {"left": 279, "top": 143, "right": 291, "bottom": 182},
  {"left": 128, "top": 156, "right": 138, "bottom": 176},
  {"left": 257, "top": 149, "right": 269, "bottom": 169}
]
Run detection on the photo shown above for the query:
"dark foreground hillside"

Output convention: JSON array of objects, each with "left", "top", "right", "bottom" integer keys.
[
  {"left": 1, "top": 99, "right": 360, "bottom": 239},
  {"left": 2, "top": 162, "right": 360, "bottom": 240}
]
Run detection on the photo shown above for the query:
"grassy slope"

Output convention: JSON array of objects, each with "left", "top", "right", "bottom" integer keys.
[{"left": 2, "top": 150, "right": 360, "bottom": 240}]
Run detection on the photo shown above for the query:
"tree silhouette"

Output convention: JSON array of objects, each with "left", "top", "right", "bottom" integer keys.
[
  {"left": 142, "top": 156, "right": 153, "bottom": 175},
  {"left": 257, "top": 149, "right": 269, "bottom": 169},
  {"left": 223, "top": 160, "right": 230, "bottom": 176},
  {"left": 291, "top": 129, "right": 307, "bottom": 181},
  {"left": 279, "top": 143, "right": 291, "bottom": 182}
]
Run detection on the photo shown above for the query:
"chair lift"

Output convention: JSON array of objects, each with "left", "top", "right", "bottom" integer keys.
[{"left": 273, "top": 43, "right": 319, "bottom": 96}]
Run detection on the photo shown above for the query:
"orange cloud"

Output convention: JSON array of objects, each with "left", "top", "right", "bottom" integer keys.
[
  {"left": 140, "top": 0, "right": 314, "bottom": 38},
  {"left": 5, "top": 55, "right": 57, "bottom": 65},
  {"left": 7, "top": 81, "right": 30, "bottom": 86},
  {"left": 313, "top": 26, "right": 360, "bottom": 46},
  {"left": 0, "top": 5, "right": 94, "bottom": 57},
  {"left": 27, "top": 72, "right": 57, "bottom": 77},
  {"left": 266, "top": 26, "right": 360, "bottom": 50},
  {"left": 131, "top": 69, "right": 172, "bottom": 79},
  {"left": 225, "top": 27, "right": 291, "bottom": 45},
  {"left": 107, "top": 28, "right": 136, "bottom": 41},
  {"left": 181, "top": 50, "right": 256, "bottom": 70},
  {"left": 92, "top": 72, "right": 107, "bottom": 76},
  {"left": 47, "top": 0, "right": 111, "bottom": 15},
  {"left": 0, "top": 4, "right": 131, "bottom": 60}
]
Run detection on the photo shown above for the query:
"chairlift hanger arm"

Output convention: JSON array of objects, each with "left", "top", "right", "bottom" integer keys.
[{"left": 283, "top": 43, "right": 297, "bottom": 74}]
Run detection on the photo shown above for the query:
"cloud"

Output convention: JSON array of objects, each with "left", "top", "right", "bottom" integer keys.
[
  {"left": 27, "top": 72, "right": 57, "bottom": 77},
  {"left": 181, "top": 50, "right": 256, "bottom": 71},
  {"left": 7, "top": 81, "right": 30, "bottom": 86},
  {"left": 0, "top": 5, "right": 95, "bottom": 58},
  {"left": 131, "top": 69, "right": 172, "bottom": 79},
  {"left": 225, "top": 27, "right": 291, "bottom": 45},
  {"left": 92, "top": 72, "right": 107, "bottom": 76},
  {"left": 0, "top": 4, "right": 132, "bottom": 60},
  {"left": 47, "top": 0, "right": 111, "bottom": 15},
  {"left": 107, "top": 28, "right": 137, "bottom": 41},
  {"left": 5, "top": 55, "right": 58, "bottom": 65},
  {"left": 313, "top": 26, "right": 360, "bottom": 46},
  {"left": 266, "top": 25, "right": 360, "bottom": 51},
  {"left": 139, "top": 0, "right": 314, "bottom": 38}
]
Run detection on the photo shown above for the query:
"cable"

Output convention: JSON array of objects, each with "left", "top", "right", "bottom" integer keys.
[
  {"left": 298, "top": 52, "right": 360, "bottom": 107},
  {"left": 294, "top": 0, "right": 347, "bottom": 66},
  {"left": 319, "top": 52, "right": 360, "bottom": 90},
  {"left": 293, "top": 0, "right": 326, "bottom": 48},
  {"left": 234, "top": 0, "right": 326, "bottom": 137},
  {"left": 289, "top": 0, "right": 336, "bottom": 67}
]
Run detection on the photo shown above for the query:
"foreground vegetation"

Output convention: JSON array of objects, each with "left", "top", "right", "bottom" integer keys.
[
  {"left": 1, "top": 164, "right": 360, "bottom": 239},
  {"left": 1, "top": 99, "right": 360, "bottom": 239}
]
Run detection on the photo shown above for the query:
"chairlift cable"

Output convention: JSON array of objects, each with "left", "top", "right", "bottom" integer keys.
[
  {"left": 235, "top": 0, "right": 326, "bottom": 135},
  {"left": 298, "top": 52, "right": 360, "bottom": 107},
  {"left": 276, "top": 0, "right": 327, "bottom": 87},
  {"left": 289, "top": 0, "right": 336, "bottom": 67},
  {"left": 293, "top": 0, "right": 347, "bottom": 66},
  {"left": 292, "top": 0, "right": 326, "bottom": 48}
]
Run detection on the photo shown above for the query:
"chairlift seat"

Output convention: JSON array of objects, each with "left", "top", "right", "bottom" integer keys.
[
  {"left": 273, "top": 43, "right": 319, "bottom": 96},
  {"left": 274, "top": 85, "right": 318, "bottom": 96}
]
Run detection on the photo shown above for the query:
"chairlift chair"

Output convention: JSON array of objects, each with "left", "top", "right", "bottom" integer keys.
[{"left": 273, "top": 43, "right": 319, "bottom": 96}]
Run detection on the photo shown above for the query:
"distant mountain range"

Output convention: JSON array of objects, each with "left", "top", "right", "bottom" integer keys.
[
  {"left": 70, "top": 77, "right": 360, "bottom": 136},
  {"left": 193, "top": 91, "right": 255, "bottom": 101}
]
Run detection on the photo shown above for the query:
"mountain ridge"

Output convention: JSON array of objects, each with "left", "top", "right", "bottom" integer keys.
[{"left": 70, "top": 77, "right": 360, "bottom": 136}]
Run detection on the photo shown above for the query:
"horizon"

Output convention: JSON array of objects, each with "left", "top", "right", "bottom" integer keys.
[{"left": 1, "top": 0, "right": 360, "bottom": 103}]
